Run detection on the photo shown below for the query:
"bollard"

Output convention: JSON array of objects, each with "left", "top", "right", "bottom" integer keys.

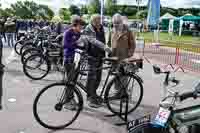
[{"left": 0, "top": 35, "right": 4, "bottom": 110}]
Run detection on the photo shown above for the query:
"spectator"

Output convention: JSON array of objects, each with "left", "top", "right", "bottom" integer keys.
[
  {"left": 16, "top": 19, "right": 20, "bottom": 40},
  {"left": 83, "top": 14, "right": 106, "bottom": 108},
  {"left": 0, "top": 17, "right": 6, "bottom": 43},
  {"left": 5, "top": 17, "right": 16, "bottom": 47},
  {"left": 109, "top": 13, "right": 135, "bottom": 60},
  {"left": 56, "top": 22, "right": 62, "bottom": 35},
  {"left": 108, "top": 13, "right": 136, "bottom": 98},
  {"left": 63, "top": 15, "right": 85, "bottom": 110}
]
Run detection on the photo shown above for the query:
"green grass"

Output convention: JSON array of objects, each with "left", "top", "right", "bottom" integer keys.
[{"left": 138, "top": 32, "right": 200, "bottom": 53}]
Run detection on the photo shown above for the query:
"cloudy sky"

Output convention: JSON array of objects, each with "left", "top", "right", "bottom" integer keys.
[
  {"left": 117, "top": 0, "right": 200, "bottom": 8},
  {"left": 1, "top": 0, "right": 200, "bottom": 9}
]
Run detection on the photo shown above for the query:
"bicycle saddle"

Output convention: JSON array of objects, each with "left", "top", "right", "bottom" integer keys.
[
  {"left": 103, "top": 57, "right": 119, "bottom": 62},
  {"left": 124, "top": 58, "right": 143, "bottom": 63}
]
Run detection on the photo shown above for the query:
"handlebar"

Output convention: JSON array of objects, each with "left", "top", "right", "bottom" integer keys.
[
  {"left": 153, "top": 65, "right": 180, "bottom": 86},
  {"left": 179, "top": 92, "right": 197, "bottom": 102}
]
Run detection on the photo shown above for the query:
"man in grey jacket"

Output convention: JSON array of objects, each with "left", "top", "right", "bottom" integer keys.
[{"left": 83, "top": 14, "right": 107, "bottom": 108}]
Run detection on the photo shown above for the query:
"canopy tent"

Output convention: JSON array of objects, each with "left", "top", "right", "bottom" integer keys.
[
  {"left": 160, "top": 13, "right": 176, "bottom": 20},
  {"left": 177, "top": 14, "right": 200, "bottom": 21}
]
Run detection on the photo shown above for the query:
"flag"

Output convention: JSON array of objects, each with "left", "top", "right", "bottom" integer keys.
[{"left": 147, "top": 0, "right": 160, "bottom": 26}]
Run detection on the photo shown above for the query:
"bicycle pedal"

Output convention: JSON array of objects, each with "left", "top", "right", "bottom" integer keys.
[
  {"left": 115, "top": 122, "right": 127, "bottom": 126},
  {"left": 105, "top": 114, "right": 117, "bottom": 117}
]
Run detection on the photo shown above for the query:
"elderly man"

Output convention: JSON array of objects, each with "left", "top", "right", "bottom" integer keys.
[
  {"left": 108, "top": 13, "right": 136, "bottom": 98},
  {"left": 83, "top": 14, "right": 107, "bottom": 108}
]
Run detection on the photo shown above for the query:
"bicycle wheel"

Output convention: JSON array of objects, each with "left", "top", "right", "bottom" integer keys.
[
  {"left": 14, "top": 42, "right": 23, "bottom": 55},
  {"left": 20, "top": 42, "right": 34, "bottom": 55},
  {"left": 105, "top": 73, "right": 143, "bottom": 115},
  {"left": 21, "top": 48, "right": 41, "bottom": 64},
  {"left": 23, "top": 53, "right": 50, "bottom": 80},
  {"left": 33, "top": 82, "right": 83, "bottom": 130},
  {"left": 129, "top": 123, "right": 169, "bottom": 133}
]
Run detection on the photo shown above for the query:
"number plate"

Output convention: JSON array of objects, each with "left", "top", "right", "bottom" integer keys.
[
  {"left": 154, "top": 107, "right": 171, "bottom": 127},
  {"left": 127, "top": 115, "right": 151, "bottom": 133}
]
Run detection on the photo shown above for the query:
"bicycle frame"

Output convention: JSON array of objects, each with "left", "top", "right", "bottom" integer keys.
[
  {"left": 62, "top": 52, "right": 141, "bottom": 100},
  {"left": 64, "top": 59, "right": 115, "bottom": 97}
]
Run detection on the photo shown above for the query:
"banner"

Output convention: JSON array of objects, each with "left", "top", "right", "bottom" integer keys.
[{"left": 147, "top": 0, "right": 160, "bottom": 26}]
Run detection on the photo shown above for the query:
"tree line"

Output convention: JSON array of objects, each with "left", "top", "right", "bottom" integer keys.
[{"left": 0, "top": 0, "right": 200, "bottom": 21}]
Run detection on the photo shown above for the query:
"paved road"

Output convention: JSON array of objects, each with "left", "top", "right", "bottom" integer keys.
[{"left": 0, "top": 48, "right": 200, "bottom": 133}]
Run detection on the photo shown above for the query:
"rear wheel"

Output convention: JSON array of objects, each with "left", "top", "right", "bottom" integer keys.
[
  {"left": 21, "top": 48, "right": 41, "bottom": 64},
  {"left": 33, "top": 82, "right": 83, "bottom": 130},
  {"left": 105, "top": 73, "right": 143, "bottom": 115},
  {"left": 23, "top": 54, "right": 50, "bottom": 80}
]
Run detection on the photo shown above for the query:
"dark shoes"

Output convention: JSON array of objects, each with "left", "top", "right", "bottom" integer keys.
[
  {"left": 87, "top": 95, "right": 103, "bottom": 108},
  {"left": 64, "top": 98, "right": 78, "bottom": 111},
  {"left": 109, "top": 91, "right": 122, "bottom": 100},
  {"left": 0, "top": 104, "right": 2, "bottom": 110}
]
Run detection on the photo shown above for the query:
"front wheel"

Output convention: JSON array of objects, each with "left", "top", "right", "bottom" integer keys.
[
  {"left": 33, "top": 82, "right": 84, "bottom": 130},
  {"left": 23, "top": 54, "right": 50, "bottom": 80},
  {"left": 105, "top": 73, "right": 143, "bottom": 115},
  {"left": 129, "top": 123, "right": 170, "bottom": 133},
  {"left": 14, "top": 41, "right": 23, "bottom": 55}
]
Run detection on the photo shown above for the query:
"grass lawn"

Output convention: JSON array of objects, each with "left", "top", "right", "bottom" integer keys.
[{"left": 138, "top": 32, "right": 200, "bottom": 53}]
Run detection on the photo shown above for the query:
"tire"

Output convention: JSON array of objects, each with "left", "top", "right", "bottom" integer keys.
[
  {"left": 21, "top": 48, "right": 41, "bottom": 64},
  {"left": 33, "top": 82, "right": 83, "bottom": 130},
  {"left": 23, "top": 53, "right": 50, "bottom": 80},
  {"left": 105, "top": 73, "right": 143, "bottom": 115},
  {"left": 128, "top": 122, "right": 169, "bottom": 133},
  {"left": 20, "top": 42, "right": 34, "bottom": 55},
  {"left": 14, "top": 41, "right": 23, "bottom": 55}
]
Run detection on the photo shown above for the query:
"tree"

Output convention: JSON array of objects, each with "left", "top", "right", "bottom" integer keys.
[
  {"left": 69, "top": 5, "right": 80, "bottom": 15},
  {"left": 136, "top": 9, "right": 148, "bottom": 19},
  {"left": 10, "top": 1, "right": 54, "bottom": 20},
  {"left": 88, "top": 0, "right": 101, "bottom": 14},
  {"left": 124, "top": 6, "right": 137, "bottom": 16},
  {"left": 80, "top": 5, "right": 88, "bottom": 15},
  {"left": 105, "top": 0, "right": 115, "bottom": 16},
  {"left": 38, "top": 5, "right": 54, "bottom": 20},
  {"left": 59, "top": 8, "right": 71, "bottom": 21}
]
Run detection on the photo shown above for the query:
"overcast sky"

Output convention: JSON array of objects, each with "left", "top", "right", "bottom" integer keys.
[
  {"left": 117, "top": 0, "right": 200, "bottom": 8},
  {"left": 1, "top": 0, "right": 199, "bottom": 9}
]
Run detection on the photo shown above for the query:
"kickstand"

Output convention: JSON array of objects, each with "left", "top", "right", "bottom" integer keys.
[{"left": 105, "top": 95, "right": 129, "bottom": 126}]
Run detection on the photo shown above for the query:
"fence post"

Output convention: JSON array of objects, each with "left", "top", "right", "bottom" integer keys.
[{"left": 174, "top": 38, "right": 184, "bottom": 72}]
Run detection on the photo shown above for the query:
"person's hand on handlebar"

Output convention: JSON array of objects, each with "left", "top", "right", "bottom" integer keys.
[{"left": 104, "top": 45, "right": 112, "bottom": 56}]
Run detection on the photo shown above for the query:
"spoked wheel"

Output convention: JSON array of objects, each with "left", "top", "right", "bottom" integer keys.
[
  {"left": 23, "top": 54, "right": 50, "bottom": 80},
  {"left": 33, "top": 82, "right": 83, "bottom": 130},
  {"left": 21, "top": 48, "right": 41, "bottom": 64},
  {"left": 105, "top": 73, "right": 143, "bottom": 115},
  {"left": 14, "top": 42, "right": 24, "bottom": 55},
  {"left": 20, "top": 42, "right": 34, "bottom": 55},
  {"left": 129, "top": 123, "right": 170, "bottom": 133}
]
